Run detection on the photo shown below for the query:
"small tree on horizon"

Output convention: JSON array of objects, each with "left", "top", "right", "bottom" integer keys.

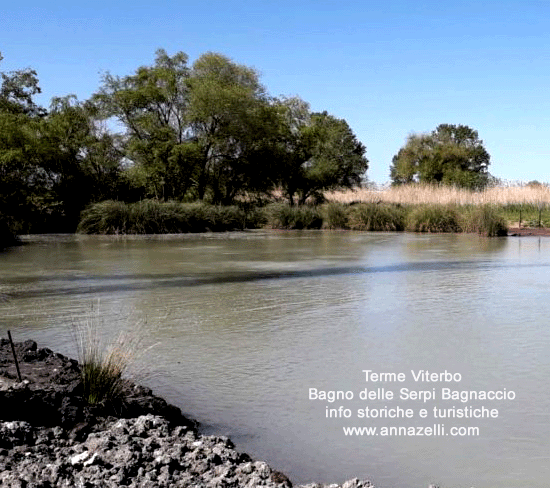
[{"left": 390, "top": 124, "right": 490, "bottom": 190}]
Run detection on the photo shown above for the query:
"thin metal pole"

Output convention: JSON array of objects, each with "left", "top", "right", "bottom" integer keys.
[{"left": 7, "top": 330, "right": 22, "bottom": 382}]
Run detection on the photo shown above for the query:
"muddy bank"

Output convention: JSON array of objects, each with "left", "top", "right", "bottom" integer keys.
[
  {"left": 508, "top": 227, "right": 550, "bottom": 236},
  {"left": 0, "top": 339, "right": 373, "bottom": 488}
]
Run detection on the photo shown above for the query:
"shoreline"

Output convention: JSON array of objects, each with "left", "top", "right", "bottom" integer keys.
[
  {"left": 0, "top": 339, "right": 373, "bottom": 488},
  {"left": 507, "top": 227, "right": 550, "bottom": 236}
]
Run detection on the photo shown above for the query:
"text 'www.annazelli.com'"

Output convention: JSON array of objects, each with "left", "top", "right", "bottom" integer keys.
[{"left": 342, "top": 425, "right": 480, "bottom": 436}]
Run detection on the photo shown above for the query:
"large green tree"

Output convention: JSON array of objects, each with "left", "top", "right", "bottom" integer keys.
[
  {"left": 390, "top": 124, "right": 490, "bottom": 189},
  {"left": 187, "top": 52, "right": 280, "bottom": 203},
  {"left": 94, "top": 49, "right": 283, "bottom": 204},
  {"left": 1, "top": 52, "right": 123, "bottom": 232},
  {"left": 274, "top": 102, "right": 368, "bottom": 205},
  {"left": 0, "top": 54, "right": 49, "bottom": 232},
  {"left": 38, "top": 95, "right": 123, "bottom": 224},
  {"left": 93, "top": 49, "right": 195, "bottom": 200}
]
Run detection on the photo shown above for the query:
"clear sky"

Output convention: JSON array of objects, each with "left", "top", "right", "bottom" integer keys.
[{"left": 2, "top": 0, "right": 549, "bottom": 184}]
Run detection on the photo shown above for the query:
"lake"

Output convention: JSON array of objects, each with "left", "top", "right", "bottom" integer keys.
[{"left": 1, "top": 231, "right": 549, "bottom": 487}]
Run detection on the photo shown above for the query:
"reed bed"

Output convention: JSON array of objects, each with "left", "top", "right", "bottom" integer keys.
[
  {"left": 78, "top": 183, "right": 550, "bottom": 237},
  {"left": 326, "top": 183, "right": 550, "bottom": 206}
]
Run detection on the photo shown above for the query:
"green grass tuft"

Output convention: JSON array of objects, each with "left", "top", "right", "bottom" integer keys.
[
  {"left": 347, "top": 203, "right": 406, "bottom": 231},
  {"left": 77, "top": 200, "right": 249, "bottom": 234},
  {"left": 265, "top": 204, "right": 323, "bottom": 229},
  {"left": 324, "top": 202, "right": 349, "bottom": 229},
  {"left": 406, "top": 205, "right": 461, "bottom": 233},
  {"left": 73, "top": 312, "right": 149, "bottom": 406},
  {"left": 460, "top": 205, "right": 508, "bottom": 237}
]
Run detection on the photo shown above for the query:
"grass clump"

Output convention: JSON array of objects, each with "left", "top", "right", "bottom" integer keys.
[
  {"left": 79, "top": 344, "right": 127, "bottom": 405},
  {"left": 77, "top": 200, "right": 249, "bottom": 234},
  {"left": 324, "top": 202, "right": 349, "bottom": 229},
  {"left": 347, "top": 203, "right": 406, "bottom": 231},
  {"left": 77, "top": 200, "right": 130, "bottom": 234},
  {"left": 74, "top": 316, "right": 146, "bottom": 406},
  {"left": 406, "top": 205, "right": 461, "bottom": 233},
  {"left": 460, "top": 205, "right": 508, "bottom": 237},
  {"left": 499, "top": 203, "right": 550, "bottom": 228},
  {"left": 265, "top": 204, "right": 323, "bottom": 229}
]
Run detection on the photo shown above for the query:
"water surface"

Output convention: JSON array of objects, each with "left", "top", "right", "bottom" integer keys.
[{"left": 1, "top": 231, "right": 549, "bottom": 487}]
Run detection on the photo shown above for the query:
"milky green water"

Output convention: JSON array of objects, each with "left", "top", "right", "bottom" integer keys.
[{"left": 1, "top": 231, "right": 549, "bottom": 487}]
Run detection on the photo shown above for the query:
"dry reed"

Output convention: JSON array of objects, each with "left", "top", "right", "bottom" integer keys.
[{"left": 326, "top": 183, "right": 550, "bottom": 206}]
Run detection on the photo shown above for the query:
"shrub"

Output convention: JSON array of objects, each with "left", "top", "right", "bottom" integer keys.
[
  {"left": 0, "top": 216, "right": 18, "bottom": 249},
  {"left": 203, "top": 205, "right": 246, "bottom": 231},
  {"left": 347, "top": 203, "right": 406, "bottom": 231},
  {"left": 242, "top": 206, "right": 268, "bottom": 229},
  {"left": 406, "top": 205, "right": 461, "bottom": 233}
]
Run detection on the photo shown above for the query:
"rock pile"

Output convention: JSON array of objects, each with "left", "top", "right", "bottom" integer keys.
[{"left": 0, "top": 339, "right": 373, "bottom": 488}]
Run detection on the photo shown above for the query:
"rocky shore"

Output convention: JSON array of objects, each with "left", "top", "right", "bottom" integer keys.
[{"left": 0, "top": 339, "right": 373, "bottom": 488}]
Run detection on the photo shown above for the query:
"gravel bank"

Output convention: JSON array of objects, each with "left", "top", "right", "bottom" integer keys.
[{"left": 0, "top": 339, "right": 373, "bottom": 488}]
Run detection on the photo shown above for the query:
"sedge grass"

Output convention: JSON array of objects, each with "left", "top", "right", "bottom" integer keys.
[
  {"left": 73, "top": 310, "right": 151, "bottom": 406},
  {"left": 406, "top": 205, "right": 461, "bottom": 233},
  {"left": 459, "top": 205, "right": 508, "bottom": 237},
  {"left": 347, "top": 203, "right": 406, "bottom": 231},
  {"left": 265, "top": 203, "right": 323, "bottom": 229},
  {"left": 77, "top": 200, "right": 249, "bottom": 234}
]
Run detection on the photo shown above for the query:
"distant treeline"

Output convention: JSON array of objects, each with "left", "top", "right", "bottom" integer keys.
[{"left": 1, "top": 47, "right": 504, "bottom": 243}]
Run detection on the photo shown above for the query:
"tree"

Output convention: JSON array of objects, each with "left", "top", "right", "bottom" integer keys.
[
  {"left": 38, "top": 95, "right": 123, "bottom": 224},
  {"left": 93, "top": 49, "right": 283, "bottom": 204},
  {"left": 0, "top": 62, "right": 45, "bottom": 117},
  {"left": 93, "top": 49, "right": 195, "bottom": 200},
  {"left": 275, "top": 104, "right": 368, "bottom": 205},
  {"left": 0, "top": 54, "right": 49, "bottom": 232},
  {"left": 0, "top": 51, "right": 124, "bottom": 233},
  {"left": 390, "top": 124, "right": 490, "bottom": 189},
  {"left": 187, "top": 52, "right": 278, "bottom": 203},
  {"left": 91, "top": 49, "right": 368, "bottom": 206}
]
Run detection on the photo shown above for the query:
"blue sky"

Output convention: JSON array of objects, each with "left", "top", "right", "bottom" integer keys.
[{"left": 2, "top": 0, "right": 549, "bottom": 184}]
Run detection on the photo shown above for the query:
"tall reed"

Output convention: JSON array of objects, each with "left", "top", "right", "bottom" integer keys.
[{"left": 326, "top": 183, "right": 550, "bottom": 207}]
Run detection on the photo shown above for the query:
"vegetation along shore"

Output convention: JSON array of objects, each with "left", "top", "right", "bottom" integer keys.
[
  {"left": 2, "top": 48, "right": 550, "bottom": 246},
  {"left": 75, "top": 182, "right": 550, "bottom": 238}
]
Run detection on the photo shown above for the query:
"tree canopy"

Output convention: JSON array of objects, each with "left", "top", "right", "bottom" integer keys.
[
  {"left": 0, "top": 53, "right": 123, "bottom": 233},
  {"left": 275, "top": 105, "right": 368, "bottom": 205},
  {"left": 91, "top": 50, "right": 368, "bottom": 205},
  {"left": 390, "top": 124, "right": 490, "bottom": 189},
  {"left": 1, "top": 48, "right": 370, "bottom": 233}
]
